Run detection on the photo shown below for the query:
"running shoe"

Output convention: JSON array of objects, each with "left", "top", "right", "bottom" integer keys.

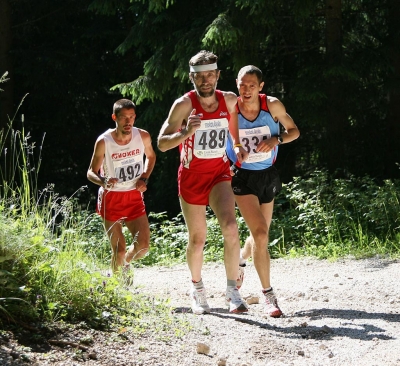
[
  {"left": 225, "top": 287, "right": 249, "bottom": 313},
  {"left": 263, "top": 289, "right": 282, "bottom": 318},
  {"left": 190, "top": 287, "right": 211, "bottom": 315},
  {"left": 236, "top": 264, "right": 246, "bottom": 289}
]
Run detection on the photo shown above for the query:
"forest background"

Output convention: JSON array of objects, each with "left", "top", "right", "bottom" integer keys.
[{"left": 1, "top": 0, "right": 400, "bottom": 217}]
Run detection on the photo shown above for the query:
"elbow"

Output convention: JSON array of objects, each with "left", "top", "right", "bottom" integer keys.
[{"left": 157, "top": 139, "right": 168, "bottom": 152}]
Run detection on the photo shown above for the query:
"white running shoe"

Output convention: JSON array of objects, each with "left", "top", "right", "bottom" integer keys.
[
  {"left": 190, "top": 287, "right": 211, "bottom": 315},
  {"left": 263, "top": 289, "right": 282, "bottom": 318},
  {"left": 236, "top": 264, "right": 246, "bottom": 289},
  {"left": 225, "top": 287, "right": 248, "bottom": 313}
]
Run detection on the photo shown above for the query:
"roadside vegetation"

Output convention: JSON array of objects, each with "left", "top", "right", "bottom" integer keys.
[{"left": 1, "top": 92, "right": 399, "bottom": 333}]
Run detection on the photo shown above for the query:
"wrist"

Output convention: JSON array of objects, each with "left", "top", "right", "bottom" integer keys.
[
  {"left": 234, "top": 143, "right": 242, "bottom": 148},
  {"left": 139, "top": 177, "right": 149, "bottom": 185},
  {"left": 276, "top": 135, "right": 283, "bottom": 145}
]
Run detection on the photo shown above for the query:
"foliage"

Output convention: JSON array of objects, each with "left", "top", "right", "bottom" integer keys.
[{"left": 270, "top": 170, "right": 400, "bottom": 259}]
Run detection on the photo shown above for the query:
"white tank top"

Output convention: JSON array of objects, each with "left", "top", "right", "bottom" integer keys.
[{"left": 101, "top": 128, "right": 145, "bottom": 191}]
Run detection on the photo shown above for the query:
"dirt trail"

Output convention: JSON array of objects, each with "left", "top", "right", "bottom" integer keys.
[{"left": 132, "top": 257, "right": 400, "bottom": 365}]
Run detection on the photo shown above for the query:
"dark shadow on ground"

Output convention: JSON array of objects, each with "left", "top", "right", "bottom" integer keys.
[{"left": 173, "top": 306, "right": 398, "bottom": 341}]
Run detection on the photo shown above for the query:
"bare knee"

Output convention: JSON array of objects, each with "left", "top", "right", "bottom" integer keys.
[
  {"left": 187, "top": 235, "right": 206, "bottom": 254},
  {"left": 251, "top": 226, "right": 269, "bottom": 247},
  {"left": 220, "top": 218, "right": 239, "bottom": 243}
]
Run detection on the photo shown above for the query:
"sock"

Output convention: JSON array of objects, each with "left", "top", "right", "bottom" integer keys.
[
  {"left": 192, "top": 278, "right": 204, "bottom": 290},
  {"left": 227, "top": 280, "right": 236, "bottom": 288},
  {"left": 262, "top": 287, "right": 272, "bottom": 294},
  {"left": 239, "top": 256, "right": 246, "bottom": 266}
]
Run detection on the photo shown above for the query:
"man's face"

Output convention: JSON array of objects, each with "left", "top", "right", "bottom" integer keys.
[
  {"left": 190, "top": 69, "right": 220, "bottom": 98},
  {"left": 112, "top": 108, "right": 136, "bottom": 135},
  {"left": 237, "top": 73, "right": 264, "bottom": 104}
]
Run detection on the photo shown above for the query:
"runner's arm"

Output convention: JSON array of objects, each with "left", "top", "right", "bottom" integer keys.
[
  {"left": 224, "top": 91, "right": 248, "bottom": 163},
  {"left": 87, "top": 138, "right": 118, "bottom": 187},
  {"left": 158, "top": 97, "right": 199, "bottom": 152},
  {"left": 268, "top": 97, "right": 300, "bottom": 145}
]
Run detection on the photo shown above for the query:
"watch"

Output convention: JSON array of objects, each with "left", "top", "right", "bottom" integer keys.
[
  {"left": 277, "top": 135, "right": 283, "bottom": 145},
  {"left": 139, "top": 177, "right": 149, "bottom": 184}
]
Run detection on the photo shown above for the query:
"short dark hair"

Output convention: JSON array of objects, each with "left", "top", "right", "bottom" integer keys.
[
  {"left": 189, "top": 50, "right": 218, "bottom": 68},
  {"left": 237, "top": 65, "right": 263, "bottom": 84},
  {"left": 113, "top": 99, "right": 137, "bottom": 116}
]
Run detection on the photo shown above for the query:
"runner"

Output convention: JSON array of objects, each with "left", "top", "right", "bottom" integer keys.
[
  {"left": 157, "top": 50, "right": 249, "bottom": 314},
  {"left": 87, "top": 99, "right": 156, "bottom": 274},
  {"left": 227, "top": 65, "right": 300, "bottom": 317}
]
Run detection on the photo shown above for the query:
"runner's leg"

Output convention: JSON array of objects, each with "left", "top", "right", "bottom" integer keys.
[
  {"left": 104, "top": 219, "right": 126, "bottom": 273},
  {"left": 125, "top": 214, "right": 150, "bottom": 262},
  {"left": 209, "top": 181, "right": 240, "bottom": 282},
  {"left": 234, "top": 195, "right": 274, "bottom": 289},
  {"left": 179, "top": 197, "right": 207, "bottom": 282}
]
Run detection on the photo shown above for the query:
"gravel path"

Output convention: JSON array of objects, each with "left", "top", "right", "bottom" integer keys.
[
  {"left": 132, "top": 257, "right": 400, "bottom": 366},
  {"left": 1, "top": 257, "right": 399, "bottom": 365}
]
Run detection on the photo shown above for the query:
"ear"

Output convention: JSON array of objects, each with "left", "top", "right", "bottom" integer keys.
[
  {"left": 259, "top": 81, "right": 265, "bottom": 91},
  {"left": 111, "top": 113, "right": 117, "bottom": 121}
]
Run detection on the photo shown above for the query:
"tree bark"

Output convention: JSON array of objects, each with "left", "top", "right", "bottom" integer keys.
[{"left": 0, "top": 0, "right": 13, "bottom": 130}]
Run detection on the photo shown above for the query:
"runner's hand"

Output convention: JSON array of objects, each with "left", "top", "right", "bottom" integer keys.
[
  {"left": 235, "top": 146, "right": 249, "bottom": 163},
  {"left": 136, "top": 179, "right": 148, "bottom": 193},
  {"left": 185, "top": 109, "right": 202, "bottom": 136}
]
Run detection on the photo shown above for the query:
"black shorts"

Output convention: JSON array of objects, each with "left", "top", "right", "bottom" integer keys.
[{"left": 231, "top": 165, "right": 281, "bottom": 204}]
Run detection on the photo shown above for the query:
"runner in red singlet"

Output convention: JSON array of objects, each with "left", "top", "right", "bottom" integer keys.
[{"left": 157, "top": 50, "right": 249, "bottom": 314}]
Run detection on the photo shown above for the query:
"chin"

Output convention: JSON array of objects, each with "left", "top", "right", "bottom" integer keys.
[{"left": 197, "top": 90, "right": 215, "bottom": 98}]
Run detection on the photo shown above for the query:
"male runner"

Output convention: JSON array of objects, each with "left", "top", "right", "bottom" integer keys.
[
  {"left": 157, "top": 50, "right": 249, "bottom": 314},
  {"left": 227, "top": 65, "right": 300, "bottom": 317}
]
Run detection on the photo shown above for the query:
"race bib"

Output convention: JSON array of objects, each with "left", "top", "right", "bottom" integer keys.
[
  {"left": 193, "top": 118, "right": 229, "bottom": 159},
  {"left": 113, "top": 158, "right": 143, "bottom": 187},
  {"left": 240, "top": 126, "right": 271, "bottom": 163}
]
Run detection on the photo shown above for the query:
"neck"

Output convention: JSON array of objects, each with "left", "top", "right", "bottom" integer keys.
[
  {"left": 112, "top": 128, "right": 132, "bottom": 144},
  {"left": 197, "top": 93, "right": 218, "bottom": 112}
]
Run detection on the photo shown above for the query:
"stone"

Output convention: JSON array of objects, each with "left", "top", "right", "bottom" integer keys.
[{"left": 197, "top": 342, "right": 210, "bottom": 355}]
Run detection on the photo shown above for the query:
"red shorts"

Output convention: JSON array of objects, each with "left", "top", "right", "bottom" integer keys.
[
  {"left": 178, "top": 161, "right": 232, "bottom": 205},
  {"left": 96, "top": 188, "right": 146, "bottom": 222}
]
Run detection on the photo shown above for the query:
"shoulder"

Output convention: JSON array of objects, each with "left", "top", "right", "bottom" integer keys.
[
  {"left": 95, "top": 134, "right": 106, "bottom": 145},
  {"left": 221, "top": 90, "right": 238, "bottom": 108},
  {"left": 137, "top": 128, "right": 151, "bottom": 139},
  {"left": 266, "top": 95, "right": 280, "bottom": 104},
  {"left": 93, "top": 136, "right": 106, "bottom": 155},
  {"left": 171, "top": 93, "right": 193, "bottom": 113},
  {"left": 266, "top": 96, "right": 286, "bottom": 113}
]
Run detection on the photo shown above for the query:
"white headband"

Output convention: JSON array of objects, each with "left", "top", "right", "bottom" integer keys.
[{"left": 189, "top": 63, "right": 218, "bottom": 72}]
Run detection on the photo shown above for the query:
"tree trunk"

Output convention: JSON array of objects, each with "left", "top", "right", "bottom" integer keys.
[
  {"left": 325, "top": 0, "right": 343, "bottom": 174},
  {"left": 0, "top": 0, "right": 13, "bottom": 130}
]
